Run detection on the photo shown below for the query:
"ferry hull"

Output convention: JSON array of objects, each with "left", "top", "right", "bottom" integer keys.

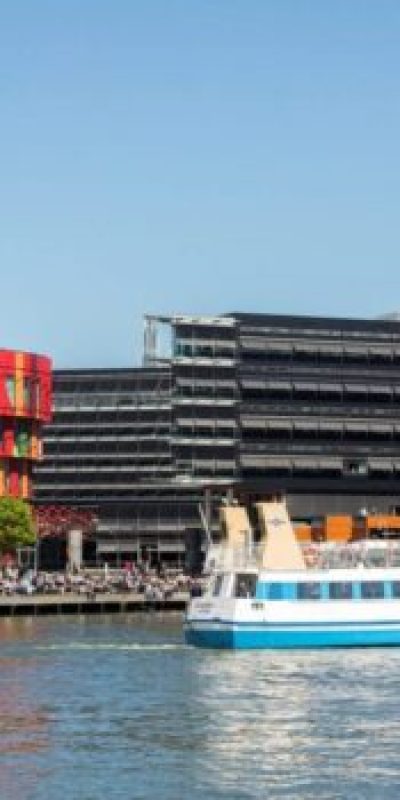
[{"left": 185, "top": 622, "right": 400, "bottom": 649}]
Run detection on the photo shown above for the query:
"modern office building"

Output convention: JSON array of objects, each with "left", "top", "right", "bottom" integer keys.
[
  {"left": 34, "top": 312, "right": 400, "bottom": 562},
  {"left": 0, "top": 349, "right": 52, "bottom": 498},
  {"left": 34, "top": 365, "right": 220, "bottom": 564}
]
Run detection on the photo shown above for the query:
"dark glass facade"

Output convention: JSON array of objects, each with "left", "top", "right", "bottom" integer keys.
[
  {"left": 34, "top": 364, "right": 225, "bottom": 564},
  {"left": 34, "top": 312, "right": 400, "bottom": 561}
]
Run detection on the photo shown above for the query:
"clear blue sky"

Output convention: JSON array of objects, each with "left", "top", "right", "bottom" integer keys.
[{"left": 1, "top": 1, "right": 400, "bottom": 367}]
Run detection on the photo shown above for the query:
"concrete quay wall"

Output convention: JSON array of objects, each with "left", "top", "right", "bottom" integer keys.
[{"left": 0, "top": 592, "right": 188, "bottom": 617}]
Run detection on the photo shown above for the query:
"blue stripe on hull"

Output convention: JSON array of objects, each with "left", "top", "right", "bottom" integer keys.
[{"left": 185, "top": 625, "right": 400, "bottom": 649}]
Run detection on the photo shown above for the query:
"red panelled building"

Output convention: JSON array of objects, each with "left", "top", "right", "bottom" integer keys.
[{"left": 0, "top": 350, "right": 52, "bottom": 499}]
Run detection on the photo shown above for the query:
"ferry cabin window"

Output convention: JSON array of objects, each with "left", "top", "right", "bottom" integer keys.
[
  {"left": 268, "top": 583, "right": 284, "bottom": 600},
  {"left": 391, "top": 582, "right": 400, "bottom": 598},
  {"left": 329, "top": 582, "right": 353, "bottom": 600},
  {"left": 234, "top": 574, "right": 257, "bottom": 599},
  {"left": 297, "top": 582, "right": 321, "bottom": 600},
  {"left": 360, "top": 581, "right": 385, "bottom": 599}
]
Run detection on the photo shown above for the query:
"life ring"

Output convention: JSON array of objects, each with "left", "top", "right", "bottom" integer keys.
[{"left": 304, "top": 546, "right": 318, "bottom": 568}]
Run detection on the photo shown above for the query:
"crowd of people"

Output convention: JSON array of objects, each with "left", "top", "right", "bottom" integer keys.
[{"left": 0, "top": 562, "right": 204, "bottom": 601}]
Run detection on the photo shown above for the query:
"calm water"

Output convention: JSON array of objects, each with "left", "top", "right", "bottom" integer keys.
[{"left": 0, "top": 614, "right": 399, "bottom": 800}]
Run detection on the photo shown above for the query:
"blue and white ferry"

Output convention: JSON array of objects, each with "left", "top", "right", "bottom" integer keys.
[{"left": 185, "top": 499, "right": 400, "bottom": 649}]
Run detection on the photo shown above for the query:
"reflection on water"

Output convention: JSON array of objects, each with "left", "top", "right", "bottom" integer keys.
[
  {"left": 0, "top": 615, "right": 399, "bottom": 799},
  {"left": 194, "top": 649, "right": 400, "bottom": 799}
]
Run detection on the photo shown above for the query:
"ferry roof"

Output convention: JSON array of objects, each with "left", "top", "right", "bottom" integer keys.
[{"left": 257, "top": 568, "right": 400, "bottom": 581}]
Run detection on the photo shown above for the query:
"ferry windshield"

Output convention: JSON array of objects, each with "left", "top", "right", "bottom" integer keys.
[{"left": 234, "top": 574, "right": 257, "bottom": 599}]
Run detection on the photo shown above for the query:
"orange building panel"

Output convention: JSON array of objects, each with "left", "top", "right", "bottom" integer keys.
[
  {"left": 0, "top": 348, "right": 52, "bottom": 499},
  {"left": 294, "top": 523, "right": 312, "bottom": 542},
  {"left": 366, "top": 515, "right": 400, "bottom": 531},
  {"left": 325, "top": 515, "right": 353, "bottom": 542}
]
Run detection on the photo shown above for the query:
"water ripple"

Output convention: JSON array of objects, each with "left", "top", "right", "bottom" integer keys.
[{"left": 0, "top": 615, "right": 399, "bottom": 800}]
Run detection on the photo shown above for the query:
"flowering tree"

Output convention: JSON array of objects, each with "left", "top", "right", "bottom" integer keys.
[{"left": 34, "top": 506, "right": 97, "bottom": 538}]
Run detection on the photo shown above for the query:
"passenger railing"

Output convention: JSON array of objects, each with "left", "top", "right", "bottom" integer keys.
[
  {"left": 203, "top": 540, "right": 400, "bottom": 573},
  {"left": 301, "top": 541, "right": 400, "bottom": 570}
]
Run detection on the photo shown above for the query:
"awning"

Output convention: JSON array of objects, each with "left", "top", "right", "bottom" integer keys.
[
  {"left": 241, "top": 455, "right": 291, "bottom": 469},
  {"left": 241, "top": 454, "right": 263, "bottom": 467},
  {"left": 241, "top": 417, "right": 266, "bottom": 429},
  {"left": 345, "top": 421, "right": 368, "bottom": 432},
  {"left": 319, "top": 458, "right": 342, "bottom": 470},
  {"left": 319, "top": 383, "right": 342, "bottom": 393},
  {"left": 293, "top": 382, "right": 318, "bottom": 392},
  {"left": 369, "top": 385, "right": 392, "bottom": 395},
  {"left": 344, "top": 383, "right": 368, "bottom": 393},
  {"left": 368, "top": 347, "right": 393, "bottom": 357},
  {"left": 319, "top": 420, "right": 343, "bottom": 431},
  {"left": 240, "top": 378, "right": 265, "bottom": 390},
  {"left": 294, "top": 342, "right": 319, "bottom": 354},
  {"left": 241, "top": 338, "right": 293, "bottom": 353},
  {"left": 293, "top": 420, "right": 318, "bottom": 431},
  {"left": 266, "top": 342, "right": 294, "bottom": 353},
  {"left": 215, "top": 460, "right": 236, "bottom": 469},
  {"left": 175, "top": 378, "right": 194, "bottom": 386},
  {"left": 369, "top": 423, "right": 393, "bottom": 434},
  {"left": 265, "top": 457, "right": 292, "bottom": 469},
  {"left": 158, "top": 542, "right": 185, "bottom": 553},
  {"left": 368, "top": 460, "right": 393, "bottom": 472},
  {"left": 266, "top": 381, "right": 292, "bottom": 391},
  {"left": 241, "top": 339, "right": 265, "bottom": 351},
  {"left": 293, "top": 459, "right": 318, "bottom": 471},
  {"left": 319, "top": 344, "right": 343, "bottom": 355},
  {"left": 267, "top": 419, "right": 292, "bottom": 430},
  {"left": 344, "top": 347, "right": 368, "bottom": 358}
]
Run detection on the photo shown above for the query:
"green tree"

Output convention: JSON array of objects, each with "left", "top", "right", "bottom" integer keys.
[{"left": 0, "top": 497, "right": 36, "bottom": 554}]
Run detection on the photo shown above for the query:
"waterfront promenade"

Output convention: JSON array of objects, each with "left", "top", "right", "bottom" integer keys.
[
  {"left": 0, "top": 591, "right": 188, "bottom": 616},
  {"left": 0, "top": 566, "right": 194, "bottom": 616}
]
